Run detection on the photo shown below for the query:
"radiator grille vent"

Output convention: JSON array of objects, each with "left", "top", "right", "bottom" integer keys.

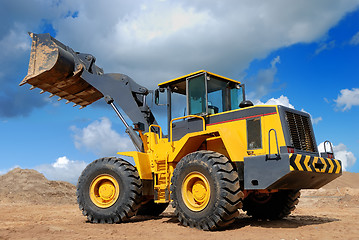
[{"left": 285, "top": 111, "right": 316, "bottom": 152}]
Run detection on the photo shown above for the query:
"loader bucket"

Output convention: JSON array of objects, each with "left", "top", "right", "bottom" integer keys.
[{"left": 19, "top": 33, "right": 103, "bottom": 108}]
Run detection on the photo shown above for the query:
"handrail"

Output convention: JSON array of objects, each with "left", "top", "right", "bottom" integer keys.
[
  {"left": 267, "top": 128, "right": 280, "bottom": 160},
  {"left": 148, "top": 124, "right": 163, "bottom": 149},
  {"left": 170, "top": 115, "right": 206, "bottom": 143},
  {"left": 323, "top": 140, "right": 334, "bottom": 153},
  {"left": 323, "top": 140, "right": 335, "bottom": 158},
  {"left": 149, "top": 124, "right": 162, "bottom": 139}
]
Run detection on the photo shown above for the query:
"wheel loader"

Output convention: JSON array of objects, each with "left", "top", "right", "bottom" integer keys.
[{"left": 20, "top": 33, "right": 342, "bottom": 230}]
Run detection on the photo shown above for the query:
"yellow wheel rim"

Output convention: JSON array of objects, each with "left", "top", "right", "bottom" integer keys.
[
  {"left": 182, "top": 172, "right": 211, "bottom": 211},
  {"left": 89, "top": 174, "right": 120, "bottom": 208}
]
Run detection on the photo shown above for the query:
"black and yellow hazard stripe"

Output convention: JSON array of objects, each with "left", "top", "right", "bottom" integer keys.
[{"left": 289, "top": 154, "right": 342, "bottom": 174}]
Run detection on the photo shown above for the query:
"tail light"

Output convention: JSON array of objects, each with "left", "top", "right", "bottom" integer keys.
[{"left": 287, "top": 147, "right": 295, "bottom": 154}]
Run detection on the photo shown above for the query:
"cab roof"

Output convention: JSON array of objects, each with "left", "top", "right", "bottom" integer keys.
[{"left": 158, "top": 70, "right": 241, "bottom": 95}]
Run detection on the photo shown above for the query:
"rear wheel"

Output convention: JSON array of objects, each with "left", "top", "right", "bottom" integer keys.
[
  {"left": 171, "top": 151, "right": 243, "bottom": 230},
  {"left": 77, "top": 157, "right": 142, "bottom": 223},
  {"left": 242, "top": 190, "right": 300, "bottom": 220}
]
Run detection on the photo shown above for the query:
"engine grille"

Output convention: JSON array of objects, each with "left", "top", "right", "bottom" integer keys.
[{"left": 285, "top": 111, "right": 316, "bottom": 152}]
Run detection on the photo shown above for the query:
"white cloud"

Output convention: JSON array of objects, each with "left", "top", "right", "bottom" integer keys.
[
  {"left": 311, "top": 116, "right": 323, "bottom": 125},
  {"left": 52, "top": 1, "right": 359, "bottom": 87},
  {"left": 0, "top": 157, "right": 87, "bottom": 184},
  {"left": 71, "top": 117, "right": 134, "bottom": 156},
  {"left": 318, "top": 142, "right": 356, "bottom": 171},
  {"left": 315, "top": 40, "right": 335, "bottom": 55},
  {"left": 334, "top": 88, "right": 359, "bottom": 111},
  {"left": 35, "top": 156, "right": 87, "bottom": 184},
  {"left": 271, "top": 56, "right": 281, "bottom": 68},
  {"left": 52, "top": 156, "right": 71, "bottom": 168},
  {"left": 247, "top": 56, "right": 281, "bottom": 99},
  {"left": 256, "top": 96, "right": 323, "bottom": 124},
  {"left": 350, "top": 31, "right": 359, "bottom": 45},
  {"left": 255, "top": 95, "right": 295, "bottom": 109},
  {"left": 0, "top": 27, "right": 30, "bottom": 57},
  {"left": 300, "top": 108, "right": 322, "bottom": 125},
  {"left": 1, "top": 1, "right": 359, "bottom": 116}
]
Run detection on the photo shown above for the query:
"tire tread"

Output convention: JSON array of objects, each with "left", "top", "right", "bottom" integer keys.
[
  {"left": 77, "top": 157, "right": 142, "bottom": 224},
  {"left": 171, "top": 150, "right": 243, "bottom": 230}
]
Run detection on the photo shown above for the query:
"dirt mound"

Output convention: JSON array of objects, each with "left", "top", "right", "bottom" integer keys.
[
  {"left": 0, "top": 168, "right": 357, "bottom": 206},
  {"left": 299, "top": 172, "right": 359, "bottom": 208},
  {"left": 0, "top": 168, "right": 76, "bottom": 205},
  {"left": 321, "top": 171, "right": 359, "bottom": 189}
]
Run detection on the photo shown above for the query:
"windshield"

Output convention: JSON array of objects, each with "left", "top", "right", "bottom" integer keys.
[
  {"left": 188, "top": 74, "right": 207, "bottom": 115},
  {"left": 207, "top": 77, "right": 243, "bottom": 114},
  {"left": 230, "top": 85, "right": 244, "bottom": 110},
  {"left": 187, "top": 73, "right": 244, "bottom": 115}
]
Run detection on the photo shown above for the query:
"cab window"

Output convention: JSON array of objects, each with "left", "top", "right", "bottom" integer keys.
[
  {"left": 207, "top": 77, "right": 244, "bottom": 114},
  {"left": 187, "top": 73, "right": 244, "bottom": 115},
  {"left": 230, "top": 86, "right": 243, "bottom": 110},
  {"left": 207, "top": 78, "right": 227, "bottom": 114},
  {"left": 247, "top": 118, "right": 262, "bottom": 149},
  {"left": 188, "top": 74, "right": 206, "bottom": 115}
]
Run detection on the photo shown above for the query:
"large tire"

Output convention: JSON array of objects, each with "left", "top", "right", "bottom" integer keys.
[
  {"left": 137, "top": 199, "right": 169, "bottom": 216},
  {"left": 77, "top": 157, "right": 142, "bottom": 223},
  {"left": 242, "top": 190, "right": 300, "bottom": 220},
  {"left": 171, "top": 150, "right": 243, "bottom": 230}
]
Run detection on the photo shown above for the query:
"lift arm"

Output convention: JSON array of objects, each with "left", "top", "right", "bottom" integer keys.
[{"left": 20, "top": 33, "right": 157, "bottom": 151}]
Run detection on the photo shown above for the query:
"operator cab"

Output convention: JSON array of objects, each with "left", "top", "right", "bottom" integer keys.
[
  {"left": 158, "top": 70, "right": 247, "bottom": 117},
  {"left": 157, "top": 70, "right": 252, "bottom": 139}
]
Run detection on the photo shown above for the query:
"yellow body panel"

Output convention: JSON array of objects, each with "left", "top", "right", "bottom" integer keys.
[
  {"left": 118, "top": 151, "right": 152, "bottom": 179},
  {"left": 118, "top": 103, "right": 340, "bottom": 203},
  {"left": 118, "top": 106, "right": 285, "bottom": 170},
  {"left": 205, "top": 105, "right": 285, "bottom": 162},
  {"left": 118, "top": 105, "right": 293, "bottom": 202}
]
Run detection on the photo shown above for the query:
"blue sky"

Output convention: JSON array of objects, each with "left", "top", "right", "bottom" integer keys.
[{"left": 1, "top": 1, "right": 359, "bottom": 183}]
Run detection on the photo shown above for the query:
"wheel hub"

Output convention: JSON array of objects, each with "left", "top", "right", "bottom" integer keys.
[
  {"left": 192, "top": 181, "right": 207, "bottom": 202},
  {"left": 98, "top": 181, "right": 115, "bottom": 200},
  {"left": 90, "top": 174, "right": 120, "bottom": 208},
  {"left": 182, "top": 172, "right": 210, "bottom": 211}
]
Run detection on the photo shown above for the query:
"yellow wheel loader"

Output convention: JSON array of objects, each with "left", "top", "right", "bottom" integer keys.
[{"left": 20, "top": 33, "right": 342, "bottom": 230}]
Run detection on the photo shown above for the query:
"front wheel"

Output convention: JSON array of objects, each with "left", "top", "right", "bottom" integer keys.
[
  {"left": 171, "top": 151, "right": 243, "bottom": 230},
  {"left": 77, "top": 157, "right": 142, "bottom": 223}
]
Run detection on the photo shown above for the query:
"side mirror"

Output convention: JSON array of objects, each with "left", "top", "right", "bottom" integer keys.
[{"left": 155, "top": 89, "right": 160, "bottom": 105}]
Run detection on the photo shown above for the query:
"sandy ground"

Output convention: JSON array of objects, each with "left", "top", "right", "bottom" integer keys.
[{"left": 0, "top": 169, "right": 358, "bottom": 240}]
